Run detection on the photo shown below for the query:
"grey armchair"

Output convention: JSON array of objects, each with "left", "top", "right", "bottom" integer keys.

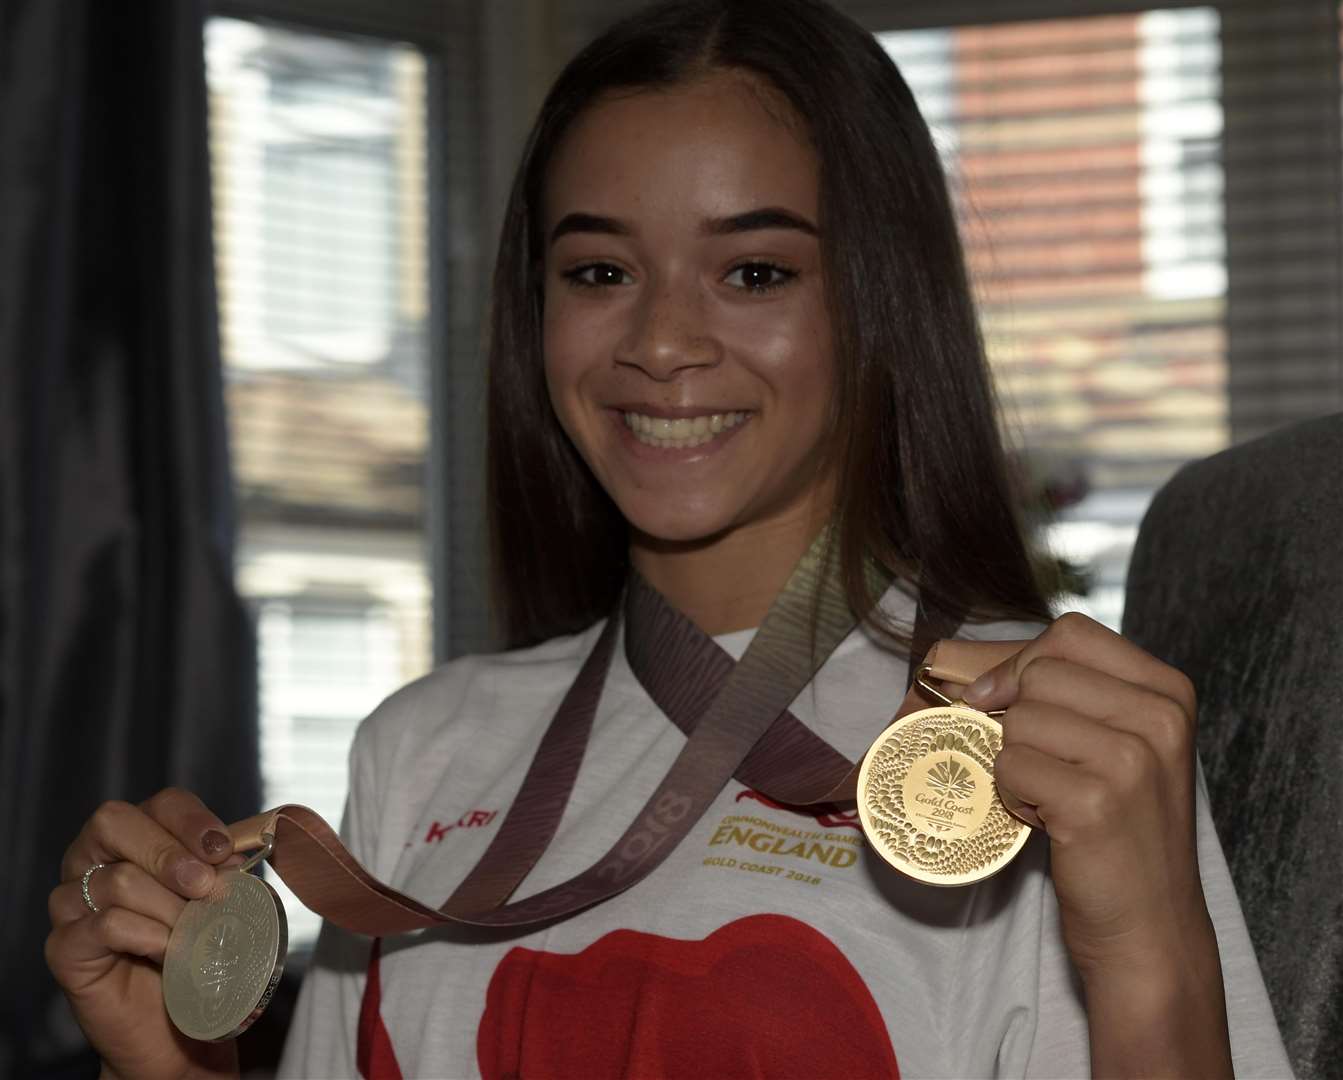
[{"left": 1123, "top": 412, "right": 1342, "bottom": 1078}]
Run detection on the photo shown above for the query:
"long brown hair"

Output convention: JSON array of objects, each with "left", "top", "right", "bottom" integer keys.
[{"left": 487, "top": 0, "right": 1051, "bottom": 648}]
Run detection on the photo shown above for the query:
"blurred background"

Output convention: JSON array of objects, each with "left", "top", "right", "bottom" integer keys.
[{"left": 2, "top": 0, "right": 1340, "bottom": 1075}]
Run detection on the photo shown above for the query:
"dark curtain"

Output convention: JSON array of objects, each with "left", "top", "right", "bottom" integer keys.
[{"left": 0, "top": 2, "right": 260, "bottom": 1075}]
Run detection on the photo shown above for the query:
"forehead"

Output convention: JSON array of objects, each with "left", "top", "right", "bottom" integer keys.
[{"left": 543, "top": 73, "right": 819, "bottom": 227}]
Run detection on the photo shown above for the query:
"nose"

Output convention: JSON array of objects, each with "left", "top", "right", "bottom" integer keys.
[{"left": 614, "top": 276, "right": 723, "bottom": 380}]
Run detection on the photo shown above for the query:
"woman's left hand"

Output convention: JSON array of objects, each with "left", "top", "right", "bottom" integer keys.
[{"left": 958, "top": 612, "right": 1232, "bottom": 1075}]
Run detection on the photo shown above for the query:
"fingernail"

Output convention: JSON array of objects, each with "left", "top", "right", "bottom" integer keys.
[
  {"left": 176, "top": 858, "right": 212, "bottom": 895},
  {"left": 965, "top": 671, "right": 996, "bottom": 704},
  {"left": 202, "top": 829, "right": 231, "bottom": 858}
]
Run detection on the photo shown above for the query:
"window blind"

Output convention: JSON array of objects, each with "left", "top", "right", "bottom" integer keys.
[
  {"left": 870, "top": 0, "right": 1343, "bottom": 626},
  {"left": 206, "top": 15, "right": 435, "bottom": 947},
  {"left": 878, "top": 9, "right": 1227, "bottom": 625}
]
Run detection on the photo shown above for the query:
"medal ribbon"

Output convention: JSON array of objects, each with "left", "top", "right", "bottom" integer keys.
[
  {"left": 226, "top": 533, "right": 1017, "bottom": 934},
  {"left": 622, "top": 570, "right": 964, "bottom": 805}
]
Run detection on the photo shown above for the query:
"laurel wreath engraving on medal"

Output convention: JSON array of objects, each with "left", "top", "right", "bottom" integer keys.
[{"left": 857, "top": 706, "right": 1030, "bottom": 885}]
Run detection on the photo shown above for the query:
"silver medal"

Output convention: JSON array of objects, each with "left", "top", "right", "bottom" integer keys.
[{"left": 163, "top": 866, "right": 287, "bottom": 1041}]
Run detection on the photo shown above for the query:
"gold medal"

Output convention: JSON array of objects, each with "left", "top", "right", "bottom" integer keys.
[
  {"left": 163, "top": 860, "right": 287, "bottom": 1042},
  {"left": 857, "top": 670, "right": 1030, "bottom": 886}
]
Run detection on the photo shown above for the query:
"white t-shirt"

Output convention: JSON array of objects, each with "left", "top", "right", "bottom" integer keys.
[{"left": 279, "top": 594, "right": 1290, "bottom": 1079}]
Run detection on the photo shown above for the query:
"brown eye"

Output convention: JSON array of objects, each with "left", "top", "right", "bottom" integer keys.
[
  {"left": 725, "top": 262, "right": 797, "bottom": 292},
  {"left": 563, "top": 263, "right": 631, "bottom": 288}
]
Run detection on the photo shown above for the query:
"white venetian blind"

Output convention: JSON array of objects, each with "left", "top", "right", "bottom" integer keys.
[
  {"left": 874, "top": 1, "right": 1343, "bottom": 627},
  {"left": 205, "top": 16, "right": 434, "bottom": 947}
]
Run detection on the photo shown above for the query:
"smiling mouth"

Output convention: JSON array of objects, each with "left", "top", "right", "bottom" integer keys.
[{"left": 622, "top": 410, "right": 751, "bottom": 449}]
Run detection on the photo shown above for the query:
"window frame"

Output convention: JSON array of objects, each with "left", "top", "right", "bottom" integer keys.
[{"left": 208, "top": 0, "right": 499, "bottom": 660}]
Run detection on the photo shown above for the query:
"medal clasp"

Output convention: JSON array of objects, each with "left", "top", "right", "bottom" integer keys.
[
  {"left": 914, "top": 664, "right": 1005, "bottom": 718},
  {"left": 237, "top": 833, "right": 275, "bottom": 875}
]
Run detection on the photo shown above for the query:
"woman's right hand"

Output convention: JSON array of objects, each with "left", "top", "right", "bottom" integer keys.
[{"left": 46, "top": 788, "right": 242, "bottom": 1080}]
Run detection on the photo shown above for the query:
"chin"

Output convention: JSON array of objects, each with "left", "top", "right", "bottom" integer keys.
[{"left": 620, "top": 502, "right": 739, "bottom": 549}]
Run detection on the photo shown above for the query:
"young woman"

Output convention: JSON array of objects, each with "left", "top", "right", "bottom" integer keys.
[{"left": 47, "top": 1, "right": 1288, "bottom": 1077}]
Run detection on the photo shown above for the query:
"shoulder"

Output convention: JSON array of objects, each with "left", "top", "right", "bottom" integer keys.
[
  {"left": 349, "top": 618, "right": 608, "bottom": 767},
  {"left": 956, "top": 615, "right": 1047, "bottom": 642},
  {"left": 954, "top": 615, "right": 1048, "bottom": 644},
  {"left": 870, "top": 581, "right": 1047, "bottom": 651},
  {"left": 947, "top": 589, "right": 1048, "bottom": 645}
]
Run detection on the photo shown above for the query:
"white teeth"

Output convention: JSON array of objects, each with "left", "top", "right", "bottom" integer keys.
[{"left": 622, "top": 410, "right": 749, "bottom": 449}]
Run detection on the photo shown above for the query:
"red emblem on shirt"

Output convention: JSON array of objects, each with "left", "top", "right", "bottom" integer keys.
[{"left": 476, "top": 914, "right": 900, "bottom": 1079}]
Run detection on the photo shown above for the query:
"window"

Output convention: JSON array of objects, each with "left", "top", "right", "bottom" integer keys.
[
  {"left": 206, "top": 16, "right": 433, "bottom": 947},
  {"left": 880, "top": 9, "right": 1228, "bottom": 628},
  {"left": 254, "top": 598, "right": 402, "bottom": 944}
]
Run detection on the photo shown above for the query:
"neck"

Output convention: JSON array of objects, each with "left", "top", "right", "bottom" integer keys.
[{"left": 630, "top": 502, "right": 831, "bottom": 636}]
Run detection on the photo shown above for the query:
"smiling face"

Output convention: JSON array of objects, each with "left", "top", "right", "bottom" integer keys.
[{"left": 542, "top": 72, "right": 837, "bottom": 553}]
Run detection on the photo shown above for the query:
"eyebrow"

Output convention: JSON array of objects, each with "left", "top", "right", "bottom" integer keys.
[
  {"left": 548, "top": 206, "right": 819, "bottom": 246},
  {"left": 549, "top": 212, "right": 629, "bottom": 244},
  {"left": 704, "top": 207, "right": 819, "bottom": 238}
]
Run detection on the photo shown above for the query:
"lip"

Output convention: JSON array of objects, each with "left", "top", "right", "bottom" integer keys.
[{"left": 606, "top": 406, "right": 750, "bottom": 461}]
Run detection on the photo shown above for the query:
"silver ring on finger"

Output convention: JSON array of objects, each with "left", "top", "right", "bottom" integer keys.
[{"left": 81, "top": 863, "right": 109, "bottom": 914}]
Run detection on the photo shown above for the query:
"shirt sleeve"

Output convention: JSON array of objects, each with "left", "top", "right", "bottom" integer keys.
[
  {"left": 276, "top": 727, "right": 380, "bottom": 1080},
  {"left": 1024, "top": 761, "right": 1293, "bottom": 1079}
]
